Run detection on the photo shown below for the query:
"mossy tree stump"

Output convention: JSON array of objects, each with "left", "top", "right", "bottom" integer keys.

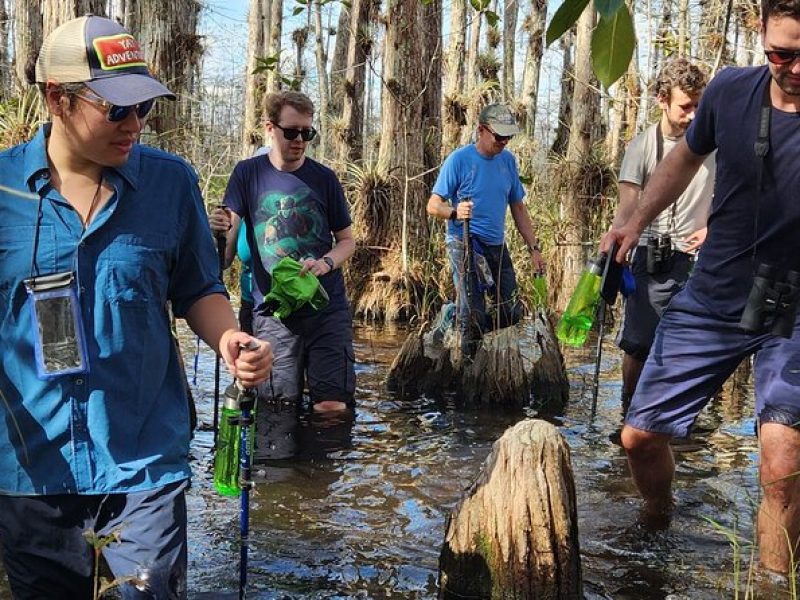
[
  {"left": 439, "top": 419, "right": 581, "bottom": 599},
  {"left": 386, "top": 312, "right": 568, "bottom": 410}
]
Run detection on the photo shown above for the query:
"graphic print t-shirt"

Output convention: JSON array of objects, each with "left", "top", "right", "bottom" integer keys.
[{"left": 224, "top": 155, "right": 352, "bottom": 312}]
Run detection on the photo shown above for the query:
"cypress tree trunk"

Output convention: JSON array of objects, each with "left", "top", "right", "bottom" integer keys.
[
  {"left": 501, "top": 0, "right": 517, "bottom": 101},
  {"left": 312, "top": 0, "right": 331, "bottom": 159},
  {"left": 13, "top": 0, "right": 42, "bottom": 93},
  {"left": 266, "top": 0, "right": 284, "bottom": 91},
  {"left": 0, "top": 0, "right": 9, "bottom": 100},
  {"left": 439, "top": 419, "right": 582, "bottom": 599},
  {"left": 242, "top": 0, "right": 272, "bottom": 158},
  {"left": 328, "top": 4, "right": 350, "bottom": 118},
  {"left": 43, "top": 0, "right": 107, "bottom": 37},
  {"left": 441, "top": 0, "right": 467, "bottom": 156},
  {"left": 520, "top": 0, "right": 547, "bottom": 137}
]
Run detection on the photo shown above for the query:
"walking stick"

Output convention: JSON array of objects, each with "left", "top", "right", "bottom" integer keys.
[
  {"left": 236, "top": 379, "right": 256, "bottom": 600},
  {"left": 590, "top": 298, "right": 607, "bottom": 419},
  {"left": 591, "top": 241, "right": 623, "bottom": 420},
  {"left": 461, "top": 216, "right": 473, "bottom": 361},
  {"left": 213, "top": 221, "right": 227, "bottom": 446}
]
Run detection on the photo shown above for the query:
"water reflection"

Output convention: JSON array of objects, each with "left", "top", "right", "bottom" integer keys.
[{"left": 0, "top": 323, "right": 779, "bottom": 599}]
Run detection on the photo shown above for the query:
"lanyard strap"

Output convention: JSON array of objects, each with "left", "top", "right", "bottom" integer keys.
[
  {"left": 650, "top": 124, "right": 678, "bottom": 236},
  {"left": 752, "top": 78, "right": 772, "bottom": 263}
]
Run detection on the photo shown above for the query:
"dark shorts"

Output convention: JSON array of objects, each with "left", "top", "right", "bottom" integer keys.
[
  {"left": 253, "top": 305, "right": 356, "bottom": 406},
  {"left": 0, "top": 479, "right": 188, "bottom": 599},
  {"left": 626, "top": 289, "right": 800, "bottom": 438},
  {"left": 616, "top": 248, "right": 694, "bottom": 361}
]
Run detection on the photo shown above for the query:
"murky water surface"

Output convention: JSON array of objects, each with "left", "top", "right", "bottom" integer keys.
[{"left": 0, "top": 321, "right": 778, "bottom": 598}]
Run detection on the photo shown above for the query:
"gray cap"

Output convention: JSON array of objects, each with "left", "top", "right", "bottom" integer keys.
[
  {"left": 478, "top": 104, "right": 519, "bottom": 135},
  {"left": 478, "top": 104, "right": 520, "bottom": 137}
]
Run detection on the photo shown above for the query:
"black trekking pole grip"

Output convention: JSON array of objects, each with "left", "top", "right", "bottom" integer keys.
[{"left": 212, "top": 205, "right": 227, "bottom": 446}]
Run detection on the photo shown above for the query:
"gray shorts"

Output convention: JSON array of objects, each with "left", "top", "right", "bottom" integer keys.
[
  {"left": 253, "top": 306, "right": 356, "bottom": 406},
  {"left": 616, "top": 248, "right": 694, "bottom": 362},
  {"left": 0, "top": 480, "right": 188, "bottom": 599}
]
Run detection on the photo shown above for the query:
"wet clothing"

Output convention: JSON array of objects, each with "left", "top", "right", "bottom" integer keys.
[
  {"left": 253, "top": 306, "right": 356, "bottom": 406},
  {"left": 618, "top": 123, "right": 715, "bottom": 250},
  {"left": 224, "top": 155, "right": 351, "bottom": 313},
  {"left": 0, "top": 125, "right": 221, "bottom": 597},
  {"left": 433, "top": 144, "right": 525, "bottom": 245},
  {"left": 224, "top": 154, "right": 355, "bottom": 407},
  {"left": 627, "top": 66, "right": 800, "bottom": 434},
  {"left": 0, "top": 480, "right": 188, "bottom": 600}
]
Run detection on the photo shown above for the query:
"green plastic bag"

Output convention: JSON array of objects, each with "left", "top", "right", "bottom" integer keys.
[{"left": 264, "top": 257, "right": 329, "bottom": 320}]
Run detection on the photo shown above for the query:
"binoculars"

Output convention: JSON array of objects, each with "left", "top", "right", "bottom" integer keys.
[
  {"left": 740, "top": 263, "right": 800, "bottom": 338},
  {"left": 646, "top": 234, "right": 673, "bottom": 275}
]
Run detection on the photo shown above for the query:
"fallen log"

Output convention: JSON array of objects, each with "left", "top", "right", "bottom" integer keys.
[
  {"left": 439, "top": 419, "right": 582, "bottom": 599},
  {"left": 386, "top": 311, "right": 568, "bottom": 410}
]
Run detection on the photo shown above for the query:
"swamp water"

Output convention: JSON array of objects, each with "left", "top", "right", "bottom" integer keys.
[{"left": 0, "top": 321, "right": 783, "bottom": 598}]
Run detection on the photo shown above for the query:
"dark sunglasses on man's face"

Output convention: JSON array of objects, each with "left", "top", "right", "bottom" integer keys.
[
  {"left": 484, "top": 125, "right": 513, "bottom": 143},
  {"left": 75, "top": 90, "right": 155, "bottom": 122},
  {"left": 764, "top": 49, "right": 800, "bottom": 65},
  {"left": 272, "top": 122, "right": 317, "bottom": 142}
]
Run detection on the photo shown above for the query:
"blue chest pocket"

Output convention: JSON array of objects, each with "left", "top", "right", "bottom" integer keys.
[{"left": 100, "top": 233, "right": 172, "bottom": 306}]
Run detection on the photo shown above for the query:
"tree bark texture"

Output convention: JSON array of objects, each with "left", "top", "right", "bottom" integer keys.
[
  {"left": 440, "top": 0, "right": 467, "bottom": 157},
  {"left": 12, "top": 0, "right": 42, "bottom": 93},
  {"left": 376, "top": 0, "right": 429, "bottom": 263},
  {"left": 386, "top": 318, "right": 568, "bottom": 410},
  {"left": 556, "top": 7, "right": 601, "bottom": 312},
  {"left": 439, "top": 419, "right": 582, "bottom": 599},
  {"left": 550, "top": 31, "right": 573, "bottom": 156},
  {"left": 242, "top": 0, "right": 272, "bottom": 158},
  {"left": 266, "top": 0, "right": 284, "bottom": 91},
  {"left": 502, "top": 0, "right": 517, "bottom": 102},
  {"left": 0, "top": 0, "right": 9, "bottom": 100},
  {"left": 334, "top": 0, "right": 375, "bottom": 165},
  {"left": 312, "top": 0, "right": 330, "bottom": 159},
  {"left": 43, "top": 0, "right": 107, "bottom": 37},
  {"left": 128, "top": 0, "right": 203, "bottom": 145},
  {"left": 520, "top": 0, "right": 547, "bottom": 137},
  {"left": 420, "top": 0, "right": 442, "bottom": 190},
  {"left": 328, "top": 3, "right": 350, "bottom": 118}
]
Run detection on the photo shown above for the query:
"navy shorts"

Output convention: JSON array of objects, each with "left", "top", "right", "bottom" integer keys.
[
  {"left": 0, "top": 479, "right": 188, "bottom": 599},
  {"left": 253, "top": 305, "right": 356, "bottom": 406},
  {"left": 616, "top": 248, "right": 693, "bottom": 362},
  {"left": 626, "top": 289, "right": 800, "bottom": 438}
]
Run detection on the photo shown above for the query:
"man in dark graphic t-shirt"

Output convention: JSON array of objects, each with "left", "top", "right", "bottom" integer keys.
[{"left": 210, "top": 91, "right": 356, "bottom": 415}]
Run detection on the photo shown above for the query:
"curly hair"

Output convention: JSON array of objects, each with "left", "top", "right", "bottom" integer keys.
[
  {"left": 262, "top": 91, "right": 315, "bottom": 124},
  {"left": 762, "top": 0, "right": 800, "bottom": 22},
  {"left": 653, "top": 58, "right": 708, "bottom": 101}
]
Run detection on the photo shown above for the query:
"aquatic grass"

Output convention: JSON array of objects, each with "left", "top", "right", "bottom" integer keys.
[
  {"left": 703, "top": 515, "right": 757, "bottom": 599},
  {"left": 83, "top": 529, "right": 146, "bottom": 599}
]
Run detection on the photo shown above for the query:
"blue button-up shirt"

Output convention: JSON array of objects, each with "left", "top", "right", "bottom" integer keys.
[{"left": 0, "top": 125, "right": 225, "bottom": 495}]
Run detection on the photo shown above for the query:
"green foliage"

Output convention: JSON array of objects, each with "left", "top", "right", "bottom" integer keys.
[
  {"left": 591, "top": 5, "right": 636, "bottom": 88},
  {"left": 0, "top": 89, "right": 44, "bottom": 151},
  {"left": 546, "top": 0, "right": 590, "bottom": 46},
  {"left": 546, "top": 0, "right": 637, "bottom": 87},
  {"left": 84, "top": 529, "right": 146, "bottom": 599}
]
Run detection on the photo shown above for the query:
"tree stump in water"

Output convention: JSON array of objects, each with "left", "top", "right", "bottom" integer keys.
[
  {"left": 386, "top": 311, "right": 568, "bottom": 410},
  {"left": 439, "top": 419, "right": 582, "bottom": 599}
]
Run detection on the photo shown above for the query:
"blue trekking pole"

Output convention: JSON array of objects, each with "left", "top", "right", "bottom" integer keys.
[
  {"left": 236, "top": 379, "right": 256, "bottom": 599},
  {"left": 213, "top": 226, "right": 227, "bottom": 446}
]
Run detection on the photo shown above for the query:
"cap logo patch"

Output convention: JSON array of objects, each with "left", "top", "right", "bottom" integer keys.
[{"left": 93, "top": 34, "right": 146, "bottom": 71}]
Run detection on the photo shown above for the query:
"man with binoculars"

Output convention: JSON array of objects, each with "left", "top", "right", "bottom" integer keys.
[
  {"left": 611, "top": 58, "right": 715, "bottom": 418},
  {"left": 602, "top": 0, "right": 800, "bottom": 576}
]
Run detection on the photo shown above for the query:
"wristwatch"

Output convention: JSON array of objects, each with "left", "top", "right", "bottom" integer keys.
[{"left": 322, "top": 256, "right": 335, "bottom": 271}]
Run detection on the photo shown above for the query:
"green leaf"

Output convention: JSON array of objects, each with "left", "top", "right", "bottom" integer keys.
[
  {"left": 292, "top": 6, "right": 305, "bottom": 15},
  {"left": 519, "top": 175, "right": 533, "bottom": 185},
  {"left": 594, "top": 0, "right": 623, "bottom": 19},
  {"left": 546, "top": 0, "right": 591, "bottom": 46},
  {"left": 591, "top": 4, "right": 636, "bottom": 88},
  {"left": 469, "top": 0, "right": 482, "bottom": 11},
  {"left": 485, "top": 10, "right": 500, "bottom": 27}
]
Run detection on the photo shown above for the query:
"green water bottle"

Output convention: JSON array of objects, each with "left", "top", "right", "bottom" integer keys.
[
  {"left": 532, "top": 272, "right": 548, "bottom": 308},
  {"left": 556, "top": 256, "right": 604, "bottom": 346},
  {"left": 213, "top": 385, "right": 243, "bottom": 496}
]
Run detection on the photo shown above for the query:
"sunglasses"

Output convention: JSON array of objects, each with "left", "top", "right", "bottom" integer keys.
[
  {"left": 484, "top": 125, "right": 514, "bottom": 143},
  {"left": 272, "top": 122, "right": 317, "bottom": 141},
  {"left": 764, "top": 49, "right": 800, "bottom": 65},
  {"left": 75, "top": 90, "right": 155, "bottom": 122}
]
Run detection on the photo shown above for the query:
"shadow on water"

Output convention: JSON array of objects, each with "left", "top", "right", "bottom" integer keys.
[{"left": 0, "top": 320, "right": 770, "bottom": 598}]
